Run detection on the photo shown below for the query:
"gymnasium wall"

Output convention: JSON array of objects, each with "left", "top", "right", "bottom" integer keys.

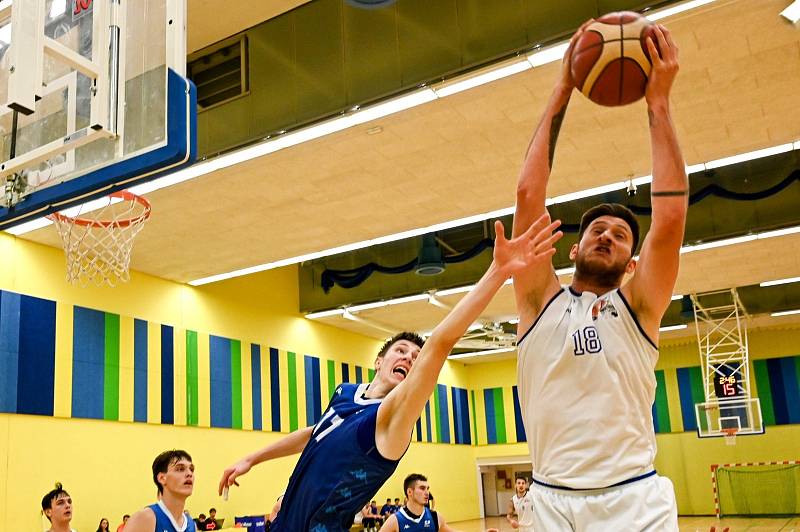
[{"left": 0, "top": 233, "right": 481, "bottom": 530}]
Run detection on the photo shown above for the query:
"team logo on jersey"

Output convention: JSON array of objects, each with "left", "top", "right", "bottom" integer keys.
[
  {"left": 591, "top": 298, "right": 618, "bottom": 320},
  {"left": 424, "top": 519, "right": 431, "bottom": 527},
  {"left": 351, "top": 468, "right": 368, "bottom": 481}
]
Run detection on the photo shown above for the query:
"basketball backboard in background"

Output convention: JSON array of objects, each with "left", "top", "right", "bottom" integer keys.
[{"left": 0, "top": 0, "right": 196, "bottom": 230}]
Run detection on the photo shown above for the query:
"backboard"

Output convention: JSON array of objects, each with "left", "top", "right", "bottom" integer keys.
[
  {"left": 695, "top": 397, "right": 765, "bottom": 440},
  {"left": 0, "top": 0, "right": 195, "bottom": 229}
]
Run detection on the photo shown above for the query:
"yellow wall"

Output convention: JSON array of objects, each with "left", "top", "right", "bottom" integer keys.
[{"left": 0, "top": 233, "right": 485, "bottom": 530}]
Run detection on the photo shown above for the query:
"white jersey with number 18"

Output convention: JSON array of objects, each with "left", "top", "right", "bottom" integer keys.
[{"left": 517, "top": 287, "right": 659, "bottom": 489}]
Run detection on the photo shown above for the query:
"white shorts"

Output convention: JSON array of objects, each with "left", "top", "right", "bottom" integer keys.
[{"left": 530, "top": 474, "right": 678, "bottom": 532}]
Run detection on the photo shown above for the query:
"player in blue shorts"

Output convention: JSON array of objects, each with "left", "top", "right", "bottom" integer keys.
[
  {"left": 378, "top": 474, "right": 458, "bottom": 532},
  {"left": 218, "top": 215, "right": 562, "bottom": 531},
  {"left": 124, "top": 450, "right": 197, "bottom": 532}
]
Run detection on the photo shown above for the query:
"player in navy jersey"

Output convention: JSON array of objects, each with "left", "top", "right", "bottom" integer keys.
[
  {"left": 124, "top": 450, "right": 197, "bottom": 532},
  {"left": 218, "top": 215, "right": 563, "bottom": 531},
  {"left": 378, "top": 474, "right": 458, "bottom": 532}
]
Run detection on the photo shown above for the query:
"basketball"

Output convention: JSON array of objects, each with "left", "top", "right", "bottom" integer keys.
[{"left": 569, "top": 11, "right": 659, "bottom": 106}]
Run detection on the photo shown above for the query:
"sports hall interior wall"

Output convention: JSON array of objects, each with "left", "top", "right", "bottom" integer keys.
[
  {"left": 0, "top": 232, "right": 480, "bottom": 530},
  {"left": 2, "top": 232, "right": 799, "bottom": 528}
]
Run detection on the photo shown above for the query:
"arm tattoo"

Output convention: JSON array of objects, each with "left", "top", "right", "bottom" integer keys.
[
  {"left": 547, "top": 103, "right": 568, "bottom": 169},
  {"left": 651, "top": 189, "right": 689, "bottom": 197}
]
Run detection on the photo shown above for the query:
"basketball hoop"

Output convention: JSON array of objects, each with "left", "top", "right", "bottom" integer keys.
[
  {"left": 47, "top": 191, "right": 151, "bottom": 286},
  {"left": 722, "top": 428, "right": 738, "bottom": 446}
]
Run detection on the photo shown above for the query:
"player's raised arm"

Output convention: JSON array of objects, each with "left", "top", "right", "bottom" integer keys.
[
  {"left": 375, "top": 215, "right": 562, "bottom": 459},
  {"left": 512, "top": 20, "right": 593, "bottom": 330},
  {"left": 623, "top": 24, "right": 687, "bottom": 341},
  {"left": 218, "top": 426, "right": 313, "bottom": 495}
]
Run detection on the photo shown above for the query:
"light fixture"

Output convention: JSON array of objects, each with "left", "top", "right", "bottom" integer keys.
[
  {"left": 508, "top": 318, "right": 520, "bottom": 324},
  {"left": 415, "top": 234, "right": 446, "bottom": 276},
  {"left": 659, "top": 324, "right": 688, "bottom": 332},
  {"left": 448, "top": 347, "right": 517, "bottom": 360},
  {"left": 671, "top": 294, "right": 684, "bottom": 301},
  {"left": 781, "top": 1, "right": 800, "bottom": 23},
  {"left": 646, "top": 0, "right": 717, "bottom": 21},
  {"left": 304, "top": 308, "right": 345, "bottom": 319},
  {"left": 434, "top": 60, "right": 531, "bottom": 97},
  {"left": 771, "top": 309, "right": 800, "bottom": 317},
  {"left": 704, "top": 144, "right": 794, "bottom": 170},
  {"left": 527, "top": 43, "right": 569, "bottom": 67},
  {"left": 760, "top": 276, "right": 800, "bottom": 287}
]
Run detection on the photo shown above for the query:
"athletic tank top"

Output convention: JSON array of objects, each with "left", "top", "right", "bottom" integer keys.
[
  {"left": 271, "top": 383, "right": 402, "bottom": 532},
  {"left": 512, "top": 491, "right": 535, "bottom": 527},
  {"left": 148, "top": 501, "right": 196, "bottom": 532},
  {"left": 517, "top": 287, "right": 658, "bottom": 489},
  {"left": 395, "top": 507, "right": 438, "bottom": 531}
]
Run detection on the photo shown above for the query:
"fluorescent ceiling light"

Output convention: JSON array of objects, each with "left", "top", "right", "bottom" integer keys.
[
  {"left": 646, "top": 0, "right": 717, "bottom": 21},
  {"left": 781, "top": 1, "right": 800, "bottom": 23},
  {"left": 756, "top": 226, "right": 800, "bottom": 239},
  {"left": 772, "top": 309, "right": 800, "bottom": 317},
  {"left": 680, "top": 234, "right": 757, "bottom": 254},
  {"left": 431, "top": 285, "right": 475, "bottom": 297},
  {"left": 704, "top": 144, "right": 793, "bottom": 170},
  {"left": 448, "top": 347, "right": 517, "bottom": 360},
  {"left": 305, "top": 308, "right": 344, "bottom": 319},
  {"left": 760, "top": 276, "right": 800, "bottom": 287},
  {"left": 4, "top": 216, "right": 51, "bottom": 235},
  {"left": 347, "top": 300, "right": 391, "bottom": 313},
  {"left": 659, "top": 324, "right": 688, "bottom": 332},
  {"left": 434, "top": 60, "right": 531, "bottom": 98},
  {"left": 527, "top": 43, "right": 569, "bottom": 67},
  {"left": 388, "top": 293, "right": 430, "bottom": 305},
  {"left": 467, "top": 322, "right": 484, "bottom": 331},
  {"left": 671, "top": 294, "right": 684, "bottom": 301},
  {"left": 508, "top": 318, "right": 520, "bottom": 324}
]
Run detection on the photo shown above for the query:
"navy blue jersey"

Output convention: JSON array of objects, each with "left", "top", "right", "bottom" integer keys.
[
  {"left": 396, "top": 507, "right": 439, "bottom": 531},
  {"left": 271, "top": 383, "right": 402, "bottom": 532},
  {"left": 147, "top": 502, "right": 196, "bottom": 532}
]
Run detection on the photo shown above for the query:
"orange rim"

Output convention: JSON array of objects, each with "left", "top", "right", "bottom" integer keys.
[{"left": 47, "top": 191, "right": 151, "bottom": 228}]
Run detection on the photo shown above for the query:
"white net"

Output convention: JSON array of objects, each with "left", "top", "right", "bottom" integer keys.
[{"left": 47, "top": 191, "right": 150, "bottom": 286}]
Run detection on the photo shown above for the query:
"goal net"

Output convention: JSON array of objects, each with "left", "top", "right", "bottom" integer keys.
[{"left": 717, "top": 463, "right": 800, "bottom": 516}]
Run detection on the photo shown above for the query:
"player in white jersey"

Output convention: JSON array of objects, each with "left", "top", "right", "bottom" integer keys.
[
  {"left": 506, "top": 477, "right": 534, "bottom": 531},
  {"left": 510, "top": 18, "right": 686, "bottom": 532}
]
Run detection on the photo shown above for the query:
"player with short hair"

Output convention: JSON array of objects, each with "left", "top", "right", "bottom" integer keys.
[
  {"left": 378, "top": 474, "right": 458, "bottom": 532},
  {"left": 123, "top": 450, "right": 197, "bottom": 532},
  {"left": 506, "top": 477, "right": 534, "bottom": 531},
  {"left": 511, "top": 19, "right": 685, "bottom": 532},
  {"left": 219, "top": 215, "right": 562, "bottom": 531},
  {"left": 41, "top": 483, "right": 76, "bottom": 532}
]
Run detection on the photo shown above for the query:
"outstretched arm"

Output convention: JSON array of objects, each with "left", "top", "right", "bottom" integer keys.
[
  {"left": 218, "top": 426, "right": 313, "bottom": 495},
  {"left": 623, "top": 24, "right": 687, "bottom": 342},
  {"left": 513, "top": 20, "right": 592, "bottom": 333},
  {"left": 376, "top": 215, "right": 562, "bottom": 459}
]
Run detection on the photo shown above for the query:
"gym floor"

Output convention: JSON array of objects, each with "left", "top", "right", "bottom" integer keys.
[{"left": 450, "top": 515, "right": 800, "bottom": 531}]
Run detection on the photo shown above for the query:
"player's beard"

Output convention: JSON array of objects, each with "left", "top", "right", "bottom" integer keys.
[{"left": 574, "top": 247, "right": 629, "bottom": 288}]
